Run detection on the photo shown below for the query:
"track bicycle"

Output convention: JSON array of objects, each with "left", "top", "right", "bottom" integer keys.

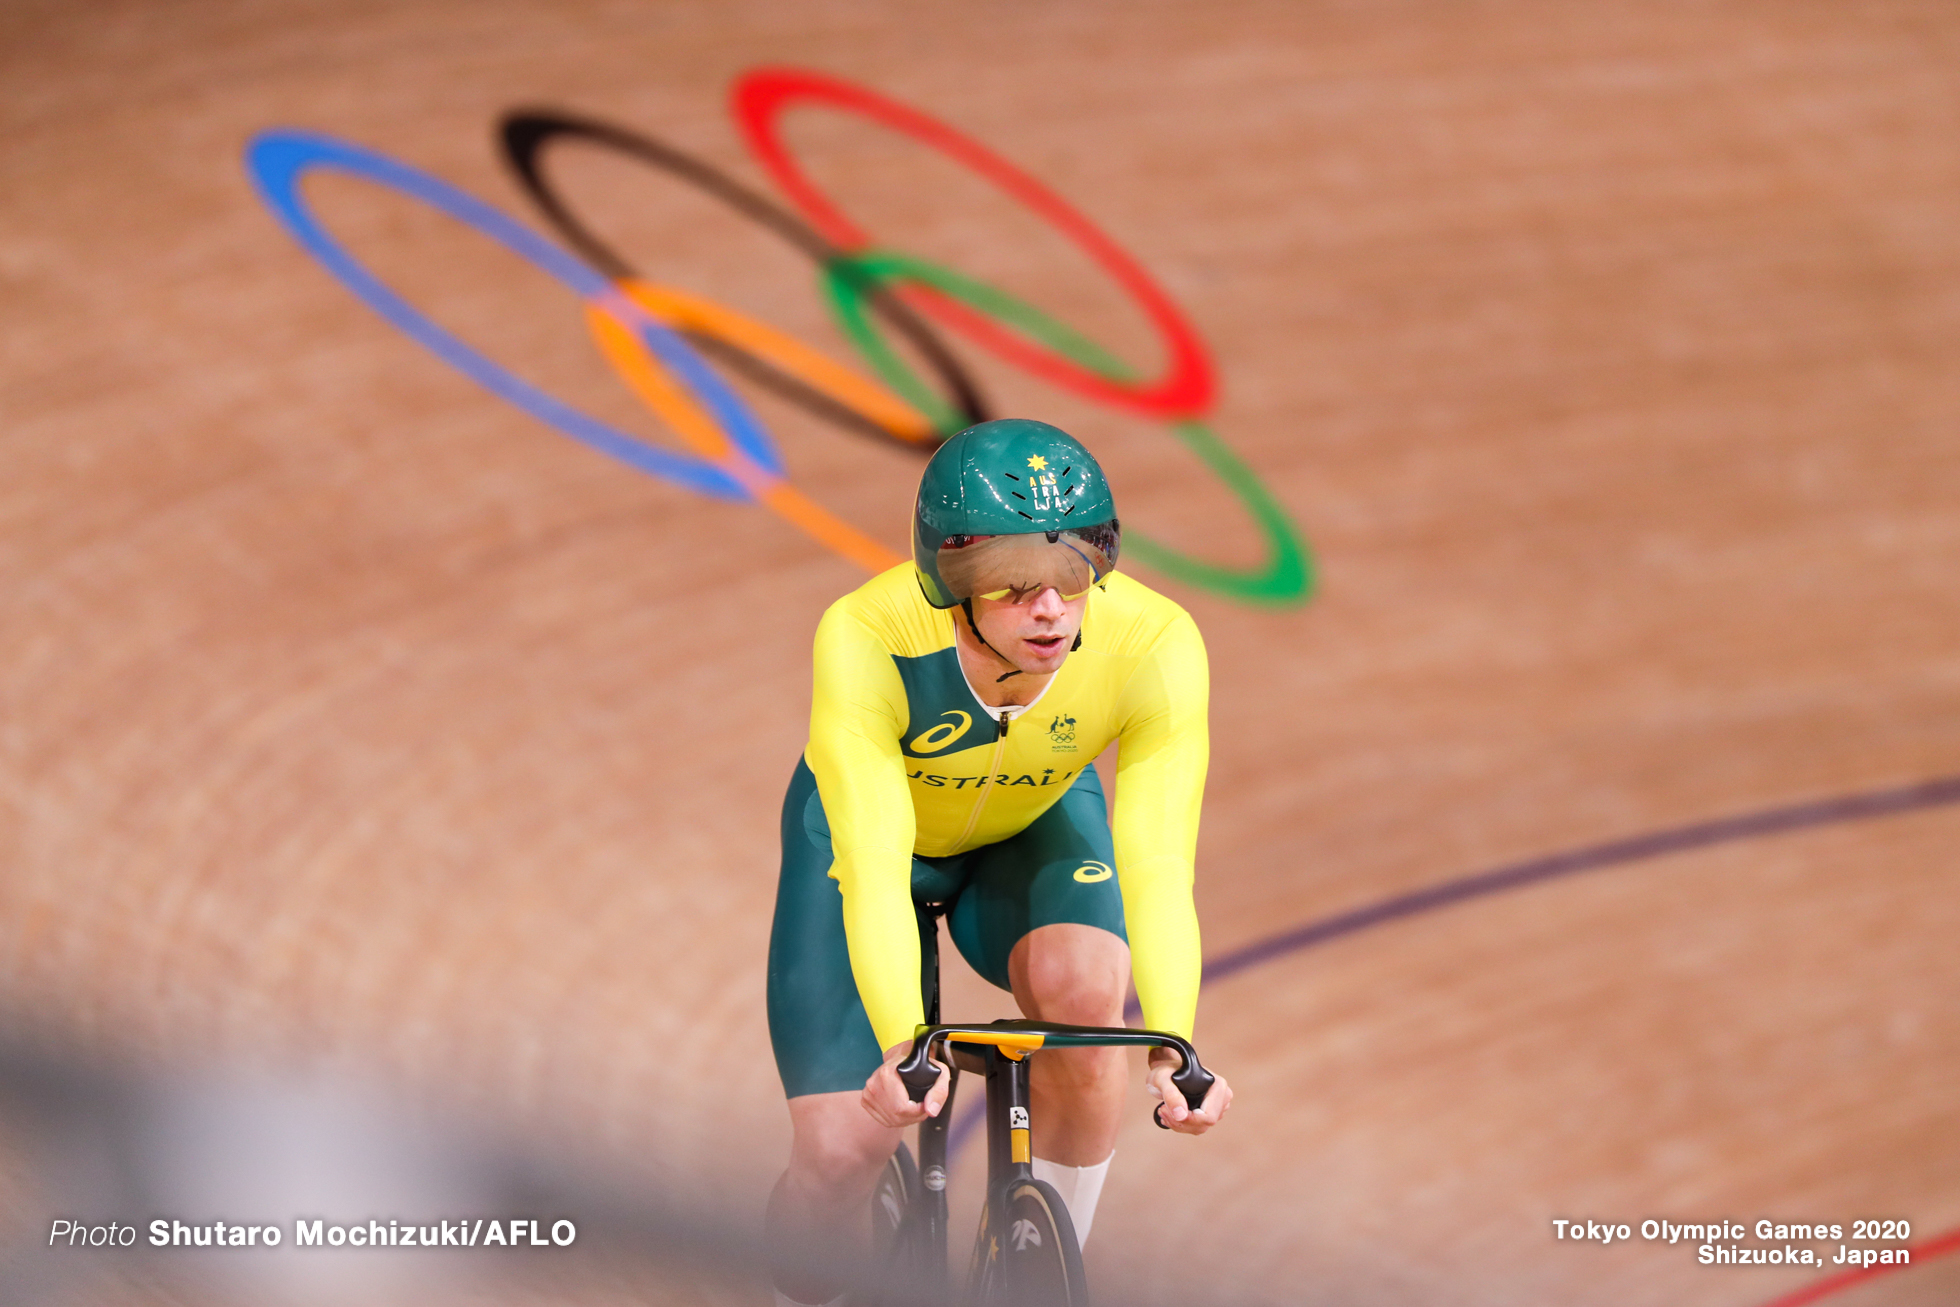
[{"left": 869, "top": 902, "right": 1215, "bottom": 1306}]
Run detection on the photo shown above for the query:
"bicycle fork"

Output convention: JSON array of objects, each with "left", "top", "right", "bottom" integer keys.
[{"left": 909, "top": 1045, "right": 1035, "bottom": 1298}]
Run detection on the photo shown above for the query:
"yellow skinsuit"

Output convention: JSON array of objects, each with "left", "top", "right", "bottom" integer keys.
[{"left": 805, "top": 563, "right": 1210, "bottom": 1052}]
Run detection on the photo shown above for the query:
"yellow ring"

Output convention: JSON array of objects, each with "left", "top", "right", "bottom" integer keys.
[{"left": 584, "top": 278, "right": 929, "bottom": 573}]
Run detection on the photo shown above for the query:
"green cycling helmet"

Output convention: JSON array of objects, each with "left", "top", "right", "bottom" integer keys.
[{"left": 913, "top": 418, "right": 1121, "bottom": 609}]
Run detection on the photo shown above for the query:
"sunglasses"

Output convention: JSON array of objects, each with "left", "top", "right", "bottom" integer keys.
[
  {"left": 975, "top": 580, "right": 1097, "bottom": 603},
  {"left": 940, "top": 524, "right": 1120, "bottom": 607}
]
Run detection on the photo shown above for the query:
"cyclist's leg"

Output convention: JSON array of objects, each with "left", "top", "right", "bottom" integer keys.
[
  {"left": 946, "top": 766, "right": 1129, "bottom": 1239},
  {"left": 765, "top": 759, "right": 911, "bottom": 1304},
  {"left": 770, "top": 1096, "right": 905, "bottom": 1304}
]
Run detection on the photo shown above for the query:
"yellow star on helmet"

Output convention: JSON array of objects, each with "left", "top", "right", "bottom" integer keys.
[{"left": 1027, "top": 454, "right": 1048, "bottom": 470}]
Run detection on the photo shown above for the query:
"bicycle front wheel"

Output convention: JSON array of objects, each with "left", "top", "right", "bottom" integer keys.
[
  {"left": 871, "top": 1143, "right": 935, "bottom": 1306},
  {"left": 968, "top": 1177, "right": 1087, "bottom": 1307},
  {"left": 872, "top": 1141, "right": 920, "bottom": 1254}
]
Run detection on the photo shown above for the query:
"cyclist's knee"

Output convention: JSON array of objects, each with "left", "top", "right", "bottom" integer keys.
[
  {"left": 786, "top": 1119, "right": 896, "bottom": 1199},
  {"left": 1015, "top": 924, "right": 1127, "bottom": 1024}
]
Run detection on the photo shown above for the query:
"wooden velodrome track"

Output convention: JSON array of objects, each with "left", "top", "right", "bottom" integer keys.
[{"left": 4, "top": 1, "right": 1957, "bottom": 1303}]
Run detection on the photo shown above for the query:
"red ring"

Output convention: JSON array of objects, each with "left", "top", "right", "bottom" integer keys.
[{"left": 732, "top": 66, "right": 1215, "bottom": 418}]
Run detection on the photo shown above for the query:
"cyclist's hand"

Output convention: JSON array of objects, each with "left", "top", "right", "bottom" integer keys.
[
  {"left": 1146, "top": 1048, "right": 1232, "bottom": 1134},
  {"left": 862, "top": 1041, "right": 949, "bottom": 1128}
]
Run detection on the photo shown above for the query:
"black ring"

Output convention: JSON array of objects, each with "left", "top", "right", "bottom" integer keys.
[{"left": 498, "top": 109, "right": 990, "bottom": 450}]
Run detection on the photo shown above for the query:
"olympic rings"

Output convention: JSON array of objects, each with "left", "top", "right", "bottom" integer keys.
[
  {"left": 245, "top": 69, "right": 1312, "bottom": 606},
  {"left": 733, "top": 66, "right": 1216, "bottom": 418},
  {"left": 498, "top": 110, "right": 987, "bottom": 447},
  {"left": 822, "top": 249, "right": 1308, "bottom": 602}
]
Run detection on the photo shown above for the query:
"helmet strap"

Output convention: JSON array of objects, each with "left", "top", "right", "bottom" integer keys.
[
  {"left": 959, "top": 598, "right": 1015, "bottom": 668},
  {"left": 958, "top": 598, "right": 1084, "bottom": 669}
]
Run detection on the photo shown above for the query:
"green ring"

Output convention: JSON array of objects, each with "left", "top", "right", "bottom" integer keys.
[{"left": 820, "top": 250, "right": 1313, "bottom": 605}]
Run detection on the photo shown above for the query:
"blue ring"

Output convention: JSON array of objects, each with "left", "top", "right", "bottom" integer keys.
[{"left": 244, "top": 129, "right": 785, "bottom": 500}]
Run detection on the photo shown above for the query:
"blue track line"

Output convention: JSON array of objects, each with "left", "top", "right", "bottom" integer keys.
[
  {"left": 1194, "top": 772, "right": 1960, "bottom": 995},
  {"left": 947, "top": 773, "right": 1960, "bottom": 1155}
]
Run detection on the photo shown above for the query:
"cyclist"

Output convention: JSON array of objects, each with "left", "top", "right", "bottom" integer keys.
[{"left": 765, "top": 418, "right": 1232, "bottom": 1306}]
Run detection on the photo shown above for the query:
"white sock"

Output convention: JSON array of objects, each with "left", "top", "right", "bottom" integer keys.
[
  {"left": 1030, "top": 1152, "right": 1114, "bottom": 1247},
  {"left": 772, "top": 1291, "right": 847, "bottom": 1307}
]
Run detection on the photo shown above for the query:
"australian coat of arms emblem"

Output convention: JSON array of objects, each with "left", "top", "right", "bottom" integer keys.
[{"left": 1047, "top": 713, "right": 1077, "bottom": 751}]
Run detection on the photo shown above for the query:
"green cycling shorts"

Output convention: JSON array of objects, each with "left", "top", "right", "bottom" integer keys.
[{"left": 767, "top": 756, "right": 1128, "bottom": 1099}]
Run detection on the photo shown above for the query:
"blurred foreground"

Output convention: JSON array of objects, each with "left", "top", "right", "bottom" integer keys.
[{"left": 0, "top": 1041, "right": 761, "bottom": 1307}]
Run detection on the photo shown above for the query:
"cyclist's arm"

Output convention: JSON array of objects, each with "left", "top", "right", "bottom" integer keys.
[
  {"left": 1111, "top": 612, "right": 1210, "bottom": 1039},
  {"left": 805, "top": 604, "right": 925, "bottom": 1054}
]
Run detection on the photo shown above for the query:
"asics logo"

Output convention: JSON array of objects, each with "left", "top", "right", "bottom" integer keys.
[
  {"left": 1072, "top": 861, "right": 1114, "bottom": 883},
  {"left": 908, "top": 710, "right": 973, "bottom": 754}
]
